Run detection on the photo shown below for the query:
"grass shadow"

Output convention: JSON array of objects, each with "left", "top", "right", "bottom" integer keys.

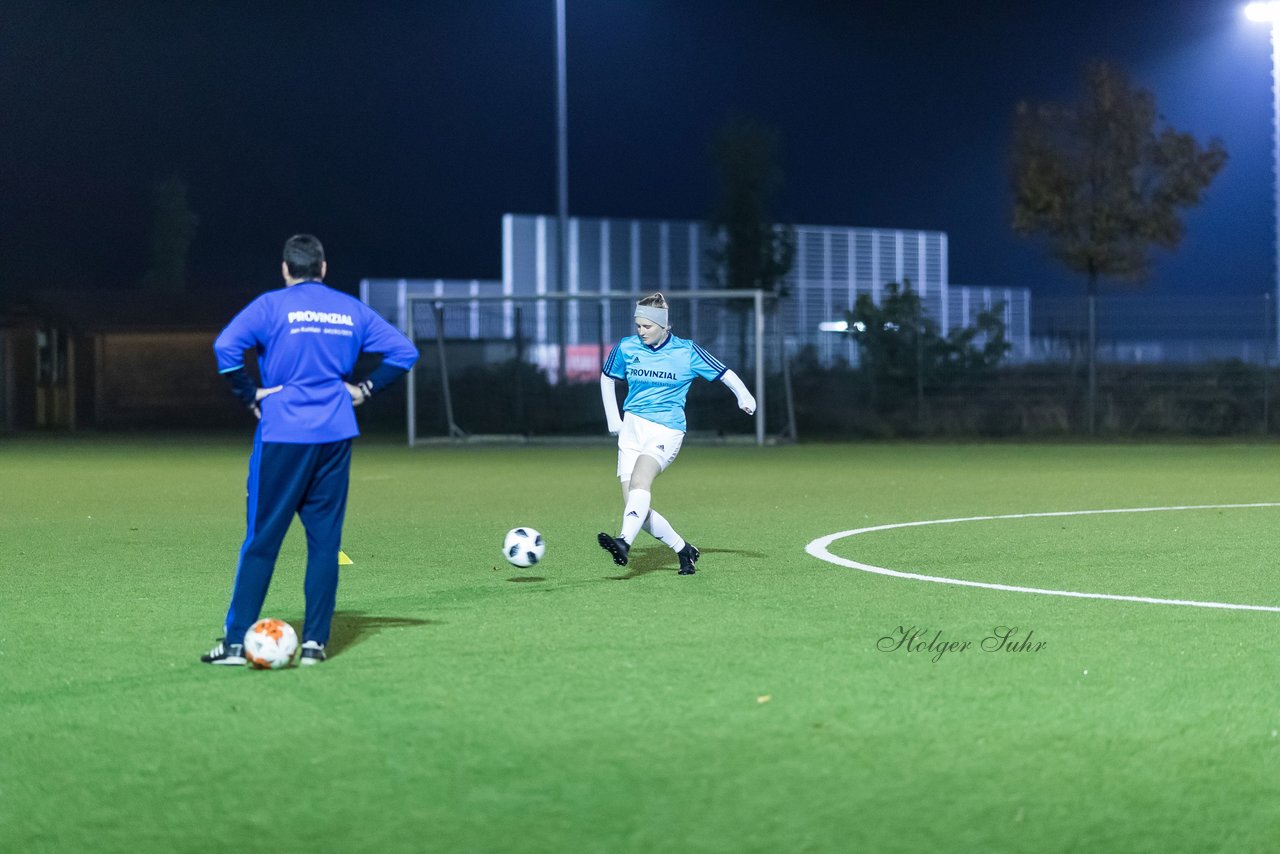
[
  {"left": 328, "top": 610, "right": 440, "bottom": 658},
  {"left": 697, "top": 547, "right": 769, "bottom": 559},
  {"left": 605, "top": 546, "right": 681, "bottom": 580},
  {"left": 605, "top": 545, "right": 769, "bottom": 580}
]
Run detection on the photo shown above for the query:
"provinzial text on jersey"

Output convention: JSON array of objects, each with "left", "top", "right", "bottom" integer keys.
[
  {"left": 628, "top": 368, "right": 678, "bottom": 380},
  {"left": 288, "top": 310, "right": 354, "bottom": 326}
]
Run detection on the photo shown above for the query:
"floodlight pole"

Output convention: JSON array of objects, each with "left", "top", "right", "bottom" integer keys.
[
  {"left": 1268, "top": 13, "right": 1280, "bottom": 355},
  {"left": 555, "top": 0, "right": 569, "bottom": 384},
  {"left": 1247, "top": 2, "right": 1280, "bottom": 352},
  {"left": 1272, "top": 19, "right": 1280, "bottom": 355},
  {"left": 1266, "top": 292, "right": 1273, "bottom": 433}
]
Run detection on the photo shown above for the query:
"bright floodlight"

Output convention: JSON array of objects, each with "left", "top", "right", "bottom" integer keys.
[
  {"left": 817, "top": 320, "right": 849, "bottom": 333},
  {"left": 1246, "top": 2, "right": 1280, "bottom": 23}
]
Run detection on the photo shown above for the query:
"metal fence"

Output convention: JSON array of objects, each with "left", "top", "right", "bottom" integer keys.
[
  {"left": 361, "top": 282, "right": 1280, "bottom": 440},
  {"left": 1029, "top": 294, "right": 1274, "bottom": 365},
  {"left": 374, "top": 290, "right": 783, "bottom": 444}
]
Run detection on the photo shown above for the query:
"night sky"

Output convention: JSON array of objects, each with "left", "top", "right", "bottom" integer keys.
[{"left": 1, "top": 1, "right": 1274, "bottom": 302}]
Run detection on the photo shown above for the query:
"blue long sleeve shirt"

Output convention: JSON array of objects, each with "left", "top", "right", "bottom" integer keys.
[{"left": 214, "top": 281, "right": 419, "bottom": 443}]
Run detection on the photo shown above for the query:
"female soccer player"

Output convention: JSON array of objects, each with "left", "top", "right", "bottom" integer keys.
[{"left": 597, "top": 292, "right": 756, "bottom": 574}]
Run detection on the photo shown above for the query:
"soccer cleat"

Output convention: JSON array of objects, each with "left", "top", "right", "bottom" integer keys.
[
  {"left": 677, "top": 542, "right": 700, "bottom": 575},
  {"left": 299, "top": 641, "right": 326, "bottom": 666},
  {"left": 200, "top": 639, "right": 246, "bottom": 666},
  {"left": 597, "top": 532, "right": 630, "bottom": 566}
]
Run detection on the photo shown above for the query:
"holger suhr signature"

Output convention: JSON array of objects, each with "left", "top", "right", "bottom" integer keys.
[{"left": 877, "top": 626, "right": 1047, "bottom": 663}]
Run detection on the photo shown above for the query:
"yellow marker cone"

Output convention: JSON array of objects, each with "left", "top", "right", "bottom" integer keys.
[{"left": 338, "top": 550, "right": 353, "bottom": 566}]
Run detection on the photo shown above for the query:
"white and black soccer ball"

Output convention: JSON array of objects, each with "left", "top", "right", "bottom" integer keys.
[
  {"left": 503, "top": 527, "right": 545, "bottom": 568},
  {"left": 244, "top": 618, "right": 299, "bottom": 670}
]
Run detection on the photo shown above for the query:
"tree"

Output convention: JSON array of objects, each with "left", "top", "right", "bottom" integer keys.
[
  {"left": 847, "top": 280, "right": 1011, "bottom": 411},
  {"left": 1011, "top": 60, "right": 1227, "bottom": 432},
  {"left": 707, "top": 118, "right": 797, "bottom": 371},
  {"left": 142, "top": 175, "right": 198, "bottom": 294}
]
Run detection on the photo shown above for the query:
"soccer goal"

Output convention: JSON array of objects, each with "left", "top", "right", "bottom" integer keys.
[{"left": 360, "top": 282, "right": 788, "bottom": 446}]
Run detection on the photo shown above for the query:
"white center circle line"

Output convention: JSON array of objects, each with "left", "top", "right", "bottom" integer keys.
[{"left": 805, "top": 503, "right": 1280, "bottom": 613}]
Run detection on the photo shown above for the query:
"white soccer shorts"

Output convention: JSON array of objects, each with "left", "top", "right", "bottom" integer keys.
[{"left": 616, "top": 412, "right": 684, "bottom": 481}]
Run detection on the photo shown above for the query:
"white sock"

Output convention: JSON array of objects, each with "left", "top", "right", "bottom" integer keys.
[
  {"left": 619, "top": 489, "right": 651, "bottom": 545},
  {"left": 643, "top": 508, "right": 685, "bottom": 553}
]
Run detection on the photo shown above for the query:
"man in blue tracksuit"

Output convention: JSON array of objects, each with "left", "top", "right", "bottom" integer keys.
[{"left": 202, "top": 234, "right": 418, "bottom": 666}]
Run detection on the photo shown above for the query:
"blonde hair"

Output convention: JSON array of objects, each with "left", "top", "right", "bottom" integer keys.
[{"left": 638, "top": 292, "right": 668, "bottom": 309}]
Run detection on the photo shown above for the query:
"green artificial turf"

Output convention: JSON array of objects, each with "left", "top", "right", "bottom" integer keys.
[{"left": 3, "top": 437, "right": 1280, "bottom": 852}]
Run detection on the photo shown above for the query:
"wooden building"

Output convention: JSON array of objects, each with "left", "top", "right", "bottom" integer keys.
[{"left": 0, "top": 288, "right": 264, "bottom": 430}]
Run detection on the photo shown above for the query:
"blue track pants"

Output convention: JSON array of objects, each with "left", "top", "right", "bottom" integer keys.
[{"left": 224, "top": 435, "right": 352, "bottom": 646}]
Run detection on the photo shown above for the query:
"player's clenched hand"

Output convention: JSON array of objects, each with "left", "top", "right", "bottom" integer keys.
[
  {"left": 345, "top": 381, "right": 366, "bottom": 407},
  {"left": 251, "top": 385, "right": 283, "bottom": 419},
  {"left": 737, "top": 393, "right": 756, "bottom": 416}
]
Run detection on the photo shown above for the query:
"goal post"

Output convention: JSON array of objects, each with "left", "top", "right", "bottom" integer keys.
[{"left": 375, "top": 287, "right": 781, "bottom": 446}]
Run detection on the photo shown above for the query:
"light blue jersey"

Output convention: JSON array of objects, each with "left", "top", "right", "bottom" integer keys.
[{"left": 602, "top": 333, "right": 727, "bottom": 432}]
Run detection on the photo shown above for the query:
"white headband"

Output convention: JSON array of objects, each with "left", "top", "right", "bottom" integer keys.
[{"left": 634, "top": 305, "right": 668, "bottom": 328}]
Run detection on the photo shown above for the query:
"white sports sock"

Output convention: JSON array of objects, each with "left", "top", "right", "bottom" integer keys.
[
  {"left": 619, "top": 489, "right": 651, "bottom": 545},
  {"left": 643, "top": 508, "right": 685, "bottom": 553}
]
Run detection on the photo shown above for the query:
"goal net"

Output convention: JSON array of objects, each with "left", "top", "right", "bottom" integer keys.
[{"left": 360, "top": 283, "right": 788, "bottom": 445}]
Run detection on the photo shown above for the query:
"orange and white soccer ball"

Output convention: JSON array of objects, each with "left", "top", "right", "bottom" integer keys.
[{"left": 244, "top": 618, "right": 299, "bottom": 669}]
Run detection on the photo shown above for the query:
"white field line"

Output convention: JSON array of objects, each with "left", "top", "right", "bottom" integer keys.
[{"left": 805, "top": 503, "right": 1280, "bottom": 613}]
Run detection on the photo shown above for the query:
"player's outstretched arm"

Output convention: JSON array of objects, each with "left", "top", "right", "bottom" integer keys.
[
  {"left": 600, "top": 373, "right": 623, "bottom": 434},
  {"left": 720, "top": 369, "right": 756, "bottom": 415}
]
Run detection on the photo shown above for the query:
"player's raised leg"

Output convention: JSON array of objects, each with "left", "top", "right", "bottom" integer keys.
[
  {"left": 642, "top": 506, "right": 699, "bottom": 575},
  {"left": 642, "top": 507, "right": 684, "bottom": 552}
]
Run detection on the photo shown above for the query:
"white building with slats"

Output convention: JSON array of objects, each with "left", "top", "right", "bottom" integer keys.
[
  {"left": 788, "top": 225, "right": 950, "bottom": 365},
  {"left": 500, "top": 214, "right": 1030, "bottom": 363},
  {"left": 360, "top": 214, "right": 1031, "bottom": 367}
]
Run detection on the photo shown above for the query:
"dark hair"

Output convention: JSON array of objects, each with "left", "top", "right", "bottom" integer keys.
[
  {"left": 638, "top": 292, "right": 668, "bottom": 309},
  {"left": 283, "top": 234, "right": 325, "bottom": 279}
]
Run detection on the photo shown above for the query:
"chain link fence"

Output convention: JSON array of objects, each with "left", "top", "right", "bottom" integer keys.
[{"left": 364, "top": 289, "right": 1279, "bottom": 441}]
